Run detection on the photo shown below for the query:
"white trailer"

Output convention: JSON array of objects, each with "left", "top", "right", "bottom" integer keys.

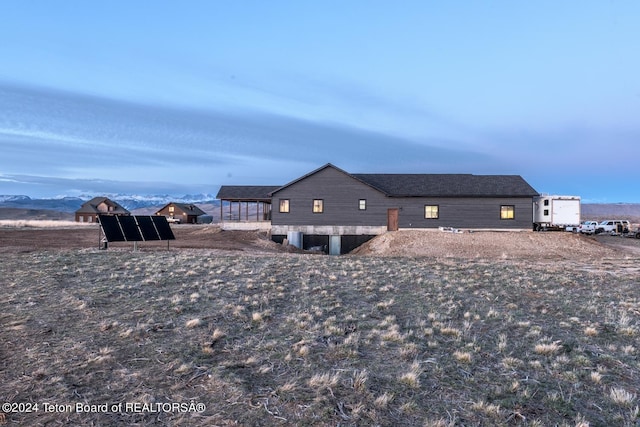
[{"left": 533, "top": 195, "right": 581, "bottom": 231}]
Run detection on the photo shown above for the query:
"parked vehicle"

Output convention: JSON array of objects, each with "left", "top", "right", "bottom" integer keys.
[
  {"left": 533, "top": 195, "right": 581, "bottom": 231},
  {"left": 626, "top": 227, "right": 640, "bottom": 239},
  {"left": 578, "top": 220, "right": 599, "bottom": 235},
  {"left": 595, "top": 220, "right": 630, "bottom": 235},
  {"left": 166, "top": 217, "right": 181, "bottom": 224}
]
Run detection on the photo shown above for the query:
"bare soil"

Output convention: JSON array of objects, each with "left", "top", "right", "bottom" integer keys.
[
  {"left": 354, "top": 229, "right": 640, "bottom": 259},
  {"left": 2, "top": 224, "right": 639, "bottom": 261},
  {"left": 0, "top": 225, "right": 292, "bottom": 254}
]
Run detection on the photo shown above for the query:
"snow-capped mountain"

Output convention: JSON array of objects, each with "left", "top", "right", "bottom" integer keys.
[
  {"left": 0, "top": 194, "right": 219, "bottom": 212},
  {"left": 75, "top": 193, "right": 218, "bottom": 210},
  {"left": 0, "top": 195, "right": 32, "bottom": 203}
]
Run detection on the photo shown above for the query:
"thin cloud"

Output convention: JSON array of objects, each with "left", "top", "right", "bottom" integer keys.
[{"left": 0, "top": 83, "right": 496, "bottom": 185}]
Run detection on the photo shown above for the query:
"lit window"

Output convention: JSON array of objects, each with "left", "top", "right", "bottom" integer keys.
[
  {"left": 279, "top": 199, "right": 290, "bottom": 213},
  {"left": 424, "top": 205, "right": 439, "bottom": 219},
  {"left": 169, "top": 206, "right": 174, "bottom": 213},
  {"left": 313, "top": 199, "right": 324, "bottom": 213},
  {"left": 500, "top": 205, "right": 515, "bottom": 220},
  {"left": 359, "top": 199, "right": 366, "bottom": 210}
]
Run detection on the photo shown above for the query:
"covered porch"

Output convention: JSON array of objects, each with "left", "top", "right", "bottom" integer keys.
[{"left": 216, "top": 185, "right": 280, "bottom": 231}]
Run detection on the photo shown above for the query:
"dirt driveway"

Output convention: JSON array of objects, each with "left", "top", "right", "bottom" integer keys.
[
  {"left": 1, "top": 224, "right": 639, "bottom": 261},
  {"left": 0, "top": 225, "right": 288, "bottom": 254}
]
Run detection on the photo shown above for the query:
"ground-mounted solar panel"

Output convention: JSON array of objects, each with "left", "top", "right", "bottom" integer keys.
[
  {"left": 136, "top": 216, "right": 161, "bottom": 241},
  {"left": 98, "top": 214, "right": 126, "bottom": 242},
  {"left": 118, "top": 215, "right": 143, "bottom": 241},
  {"left": 151, "top": 215, "right": 175, "bottom": 240}
]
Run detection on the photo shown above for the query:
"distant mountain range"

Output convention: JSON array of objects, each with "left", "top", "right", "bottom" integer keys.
[
  {"left": 1, "top": 195, "right": 639, "bottom": 223},
  {"left": 0, "top": 194, "right": 219, "bottom": 212}
]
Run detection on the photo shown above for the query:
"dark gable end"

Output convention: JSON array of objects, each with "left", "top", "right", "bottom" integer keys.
[
  {"left": 76, "top": 197, "right": 130, "bottom": 214},
  {"left": 168, "top": 203, "right": 206, "bottom": 216},
  {"left": 352, "top": 174, "right": 539, "bottom": 198},
  {"left": 270, "top": 163, "right": 389, "bottom": 196}
]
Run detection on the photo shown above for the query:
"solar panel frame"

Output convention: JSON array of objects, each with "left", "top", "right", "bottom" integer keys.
[
  {"left": 98, "top": 215, "right": 126, "bottom": 242},
  {"left": 151, "top": 215, "right": 176, "bottom": 240},
  {"left": 99, "top": 214, "right": 175, "bottom": 246},
  {"left": 136, "top": 216, "right": 161, "bottom": 241}
]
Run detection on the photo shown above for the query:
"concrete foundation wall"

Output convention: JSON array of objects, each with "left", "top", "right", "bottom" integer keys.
[
  {"left": 220, "top": 221, "right": 272, "bottom": 231},
  {"left": 272, "top": 224, "right": 387, "bottom": 236}
]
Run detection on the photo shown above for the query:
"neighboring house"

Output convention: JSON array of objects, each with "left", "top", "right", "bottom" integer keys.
[
  {"left": 75, "top": 197, "right": 130, "bottom": 223},
  {"left": 155, "top": 202, "right": 206, "bottom": 224},
  {"left": 269, "top": 164, "right": 539, "bottom": 253}
]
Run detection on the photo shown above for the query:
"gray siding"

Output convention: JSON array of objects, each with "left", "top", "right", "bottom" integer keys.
[
  {"left": 271, "top": 166, "right": 534, "bottom": 230},
  {"left": 391, "top": 197, "right": 533, "bottom": 229},
  {"left": 271, "top": 166, "right": 388, "bottom": 227}
]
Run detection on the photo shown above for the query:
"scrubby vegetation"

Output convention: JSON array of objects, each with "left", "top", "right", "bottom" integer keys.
[{"left": 1, "top": 250, "right": 639, "bottom": 426}]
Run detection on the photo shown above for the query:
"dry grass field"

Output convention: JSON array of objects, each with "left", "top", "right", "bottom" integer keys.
[{"left": 1, "top": 225, "right": 639, "bottom": 426}]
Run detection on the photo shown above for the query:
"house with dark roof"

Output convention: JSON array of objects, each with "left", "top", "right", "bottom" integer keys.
[
  {"left": 217, "top": 163, "right": 540, "bottom": 253},
  {"left": 75, "top": 197, "right": 130, "bottom": 223},
  {"left": 269, "top": 164, "right": 539, "bottom": 253},
  {"left": 155, "top": 202, "right": 207, "bottom": 224}
]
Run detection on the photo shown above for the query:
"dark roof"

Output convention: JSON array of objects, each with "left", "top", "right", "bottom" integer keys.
[
  {"left": 216, "top": 185, "right": 281, "bottom": 201},
  {"left": 353, "top": 173, "right": 539, "bottom": 197},
  {"left": 269, "top": 163, "right": 539, "bottom": 198},
  {"left": 75, "top": 197, "right": 130, "bottom": 214},
  {"left": 157, "top": 202, "right": 206, "bottom": 216}
]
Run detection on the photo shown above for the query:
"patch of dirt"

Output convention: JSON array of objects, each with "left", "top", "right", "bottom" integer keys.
[
  {"left": 0, "top": 225, "right": 295, "bottom": 254},
  {"left": 352, "top": 229, "right": 640, "bottom": 260},
  {"left": 1, "top": 225, "right": 639, "bottom": 263}
]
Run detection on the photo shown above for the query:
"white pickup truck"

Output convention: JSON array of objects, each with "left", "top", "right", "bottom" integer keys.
[
  {"left": 578, "top": 221, "right": 599, "bottom": 235},
  {"left": 595, "top": 220, "right": 630, "bottom": 235}
]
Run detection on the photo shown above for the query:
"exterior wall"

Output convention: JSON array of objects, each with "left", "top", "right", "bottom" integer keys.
[
  {"left": 271, "top": 166, "right": 389, "bottom": 229},
  {"left": 157, "top": 205, "right": 179, "bottom": 219},
  {"left": 271, "top": 166, "right": 534, "bottom": 231},
  {"left": 157, "top": 205, "right": 199, "bottom": 224},
  {"left": 75, "top": 213, "right": 97, "bottom": 223},
  {"left": 390, "top": 196, "right": 534, "bottom": 230},
  {"left": 221, "top": 221, "right": 272, "bottom": 231},
  {"left": 272, "top": 225, "right": 387, "bottom": 235},
  {"left": 75, "top": 212, "right": 130, "bottom": 223}
]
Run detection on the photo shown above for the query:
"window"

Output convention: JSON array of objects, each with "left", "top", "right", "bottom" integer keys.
[
  {"left": 424, "top": 205, "right": 439, "bottom": 219},
  {"left": 279, "top": 199, "right": 290, "bottom": 213},
  {"left": 500, "top": 205, "right": 515, "bottom": 220},
  {"left": 359, "top": 199, "right": 367, "bottom": 210},
  {"left": 313, "top": 199, "right": 324, "bottom": 213},
  {"left": 543, "top": 209, "right": 549, "bottom": 216},
  {"left": 169, "top": 206, "right": 174, "bottom": 213},
  {"left": 543, "top": 199, "right": 549, "bottom": 206}
]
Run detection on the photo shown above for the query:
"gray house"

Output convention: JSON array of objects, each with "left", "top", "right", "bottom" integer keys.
[{"left": 268, "top": 164, "right": 539, "bottom": 253}]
